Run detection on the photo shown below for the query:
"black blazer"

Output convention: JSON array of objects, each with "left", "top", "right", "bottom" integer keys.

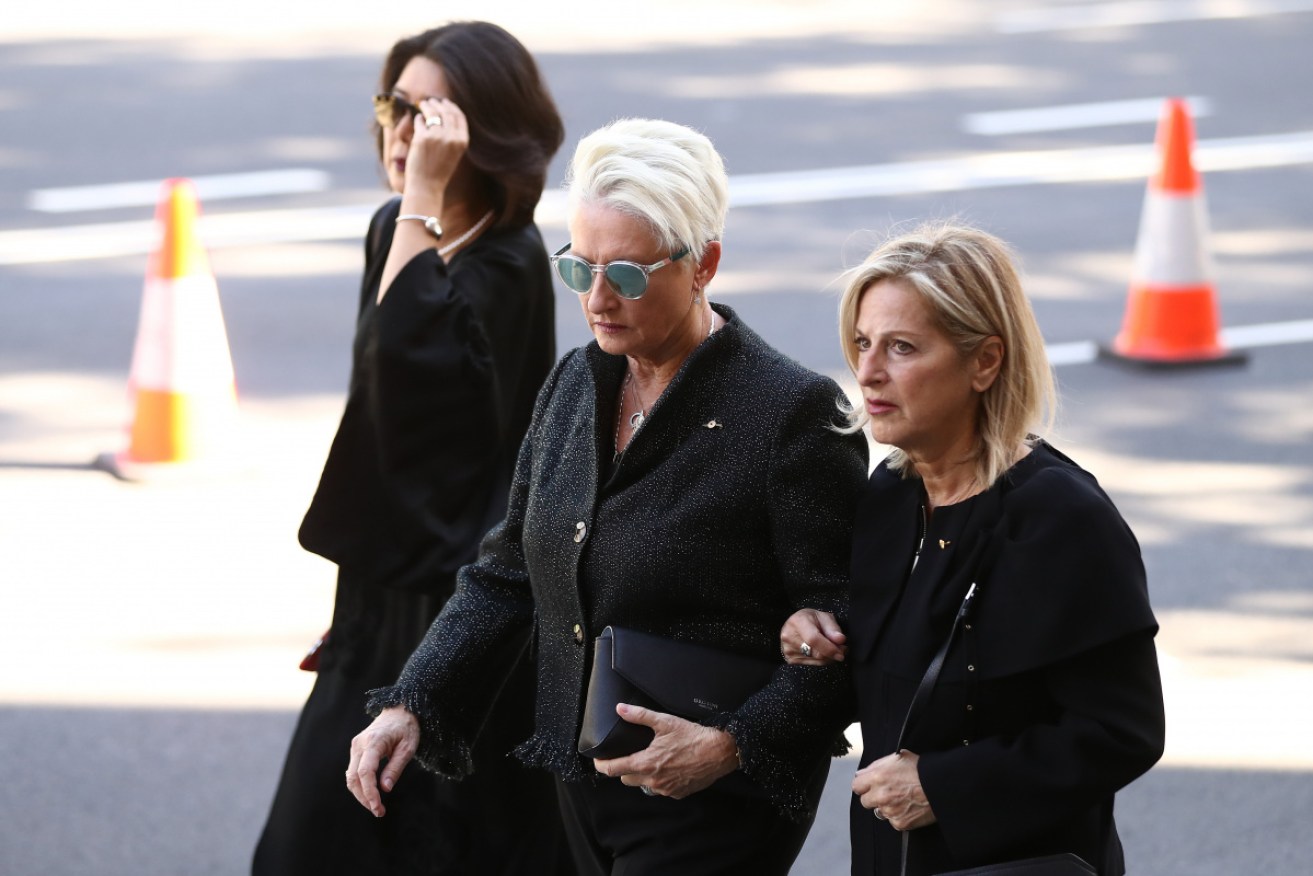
[
  {"left": 299, "top": 197, "right": 556, "bottom": 596},
  {"left": 848, "top": 442, "right": 1165, "bottom": 875},
  {"left": 370, "top": 304, "right": 869, "bottom": 817}
]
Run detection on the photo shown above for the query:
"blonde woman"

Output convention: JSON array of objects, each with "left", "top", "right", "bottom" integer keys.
[{"left": 783, "top": 223, "right": 1165, "bottom": 875}]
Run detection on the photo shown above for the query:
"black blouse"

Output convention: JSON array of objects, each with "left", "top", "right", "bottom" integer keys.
[
  {"left": 299, "top": 197, "right": 556, "bottom": 597},
  {"left": 848, "top": 442, "right": 1165, "bottom": 875}
]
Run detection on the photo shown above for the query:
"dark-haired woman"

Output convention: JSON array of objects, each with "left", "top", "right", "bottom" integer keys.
[{"left": 252, "top": 22, "right": 568, "bottom": 876}]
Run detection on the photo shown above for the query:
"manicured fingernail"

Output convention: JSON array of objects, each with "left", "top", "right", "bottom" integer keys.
[{"left": 382, "top": 778, "right": 393, "bottom": 790}]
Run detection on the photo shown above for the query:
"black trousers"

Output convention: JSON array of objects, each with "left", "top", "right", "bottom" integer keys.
[{"left": 555, "top": 766, "right": 825, "bottom": 876}]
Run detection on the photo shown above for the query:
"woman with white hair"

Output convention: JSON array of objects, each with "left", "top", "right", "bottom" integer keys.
[{"left": 345, "top": 118, "right": 868, "bottom": 873}]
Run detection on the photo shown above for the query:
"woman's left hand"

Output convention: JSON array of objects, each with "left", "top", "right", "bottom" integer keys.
[
  {"left": 852, "top": 750, "right": 937, "bottom": 831},
  {"left": 592, "top": 703, "right": 739, "bottom": 799},
  {"left": 780, "top": 608, "right": 847, "bottom": 665}
]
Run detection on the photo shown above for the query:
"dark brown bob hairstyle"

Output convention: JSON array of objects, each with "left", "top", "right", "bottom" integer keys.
[{"left": 376, "top": 21, "right": 565, "bottom": 229}]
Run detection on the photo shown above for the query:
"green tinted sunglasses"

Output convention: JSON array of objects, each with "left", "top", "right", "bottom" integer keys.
[{"left": 551, "top": 243, "right": 690, "bottom": 300}]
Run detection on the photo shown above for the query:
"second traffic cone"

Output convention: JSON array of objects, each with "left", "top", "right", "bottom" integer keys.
[
  {"left": 97, "top": 178, "right": 240, "bottom": 480},
  {"left": 1100, "top": 98, "right": 1245, "bottom": 368}
]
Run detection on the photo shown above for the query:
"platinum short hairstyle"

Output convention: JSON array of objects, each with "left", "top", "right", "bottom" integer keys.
[
  {"left": 564, "top": 118, "right": 729, "bottom": 262},
  {"left": 837, "top": 222, "right": 1057, "bottom": 488}
]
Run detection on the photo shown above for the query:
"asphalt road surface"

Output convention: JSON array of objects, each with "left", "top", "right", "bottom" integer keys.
[{"left": 2, "top": 3, "right": 1311, "bottom": 874}]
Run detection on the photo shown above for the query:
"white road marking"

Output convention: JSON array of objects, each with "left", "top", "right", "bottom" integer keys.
[
  {"left": 1221, "top": 318, "right": 1313, "bottom": 349},
  {"left": 963, "top": 97, "right": 1212, "bottom": 136},
  {"left": 997, "top": 0, "right": 1313, "bottom": 34},
  {"left": 4, "top": 130, "right": 1313, "bottom": 266},
  {"left": 0, "top": 204, "right": 374, "bottom": 266},
  {"left": 1041, "top": 320, "right": 1313, "bottom": 367},
  {"left": 1046, "top": 341, "right": 1101, "bottom": 366},
  {"left": 726, "top": 129, "right": 1313, "bottom": 208},
  {"left": 27, "top": 169, "right": 331, "bottom": 213}
]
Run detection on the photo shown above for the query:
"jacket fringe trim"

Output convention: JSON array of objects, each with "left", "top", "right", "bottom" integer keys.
[{"left": 365, "top": 684, "right": 474, "bottom": 781}]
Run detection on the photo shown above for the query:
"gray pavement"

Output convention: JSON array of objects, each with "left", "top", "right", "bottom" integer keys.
[{"left": 3, "top": 2, "right": 1313, "bottom": 874}]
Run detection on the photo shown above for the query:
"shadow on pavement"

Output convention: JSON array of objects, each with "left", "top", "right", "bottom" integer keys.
[{"left": 2, "top": 704, "right": 1310, "bottom": 876}]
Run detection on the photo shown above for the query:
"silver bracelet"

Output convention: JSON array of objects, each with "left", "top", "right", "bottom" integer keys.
[{"left": 395, "top": 213, "right": 443, "bottom": 239}]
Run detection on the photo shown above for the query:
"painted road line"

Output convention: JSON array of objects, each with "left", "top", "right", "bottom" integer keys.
[
  {"left": 997, "top": 0, "right": 1313, "bottom": 33},
  {"left": 727, "top": 129, "right": 1313, "bottom": 208},
  {"left": 1047, "top": 341, "right": 1100, "bottom": 366},
  {"left": 0, "top": 204, "right": 375, "bottom": 266},
  {"left": 27, "top": 169, "right": 331, "bottom": 213},
  {"left": 1221, "top": 319, "right": 1313, "bottom": 349},
  {"left": 963, "top": 97, "right": 1211, "bottom": 136},
  {"left": 1041, "top": 321, "right": 1313, "bottom": 367},
  {"left": 6, "top": 130, "right": 1313, "bottom": 265},
  {"left": 0, "top": 194, "right": 563, "bottom": 267}
]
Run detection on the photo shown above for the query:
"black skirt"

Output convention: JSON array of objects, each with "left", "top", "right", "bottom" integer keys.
[{"left": 252, "top": 566, "right": 568, "bottom": 876}]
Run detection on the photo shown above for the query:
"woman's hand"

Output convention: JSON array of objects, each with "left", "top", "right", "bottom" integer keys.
[
  {"left": 852, "top": 750, "right": 936, "bottom": 831},
  {"left": 379, "top": 96, "right": 471, "bottom": 300},
  {"left": 780, "top": 608, "right": 847, "bottom": 665},
  {"left": 403, "top": 97, "right": 469, "bottom": 202},
  {"left": 592, "top": 704, "right": 739, "bottom": 799},
  {"left": 345, "top": 707, "right": 420, "bottom": 817}
]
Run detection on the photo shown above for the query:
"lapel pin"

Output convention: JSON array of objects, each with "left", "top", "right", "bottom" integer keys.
[{"left": 939, "top": 539, "right": 951, "bottom": 549}]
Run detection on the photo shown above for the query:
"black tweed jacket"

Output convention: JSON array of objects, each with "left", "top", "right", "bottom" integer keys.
[{"left": 369, "top": 304, "right": 868, "bottom": 816}]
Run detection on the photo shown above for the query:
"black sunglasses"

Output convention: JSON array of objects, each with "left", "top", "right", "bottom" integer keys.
[
  {"left": 550, "top": 243, "right": 690, "bottom": 300},
  {"left": 372, "top": 93, "right": 423, "bottom": 129}
]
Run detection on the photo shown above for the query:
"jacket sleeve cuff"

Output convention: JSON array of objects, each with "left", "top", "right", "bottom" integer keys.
[
  {"left": 365, "top": 684, "right": 475, "bottom": 780},
  {"left": 702, "top": 711, "right": 845, "bottom": 822}
]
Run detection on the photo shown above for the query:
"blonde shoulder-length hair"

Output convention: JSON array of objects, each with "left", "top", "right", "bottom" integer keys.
[{"left": 836, "top": 222, "right": 1057, "bottom": 488}]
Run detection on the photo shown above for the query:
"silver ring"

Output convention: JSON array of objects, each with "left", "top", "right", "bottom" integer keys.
[
  {"left": 641, "top": 785, "right": 656, "bottom": 797},
  {"left": 873, "top": 807, "right": 887, "bottom": 821},
  {"left": 799, "top": 641, "right": 812, "bottom": 658},
  {"left": 425, "top": 115, "right": 443, "bottom": 128}
]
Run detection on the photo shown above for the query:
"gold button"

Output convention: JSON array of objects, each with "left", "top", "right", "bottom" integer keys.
[
  {"left": 574, "top": 521, "right": 587, "bottom": 543},
  {"left": 573, "top": 624, "right": 585, "bottom": 645}
]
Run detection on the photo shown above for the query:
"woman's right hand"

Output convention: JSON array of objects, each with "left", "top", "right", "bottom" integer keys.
[
  {"left": 404, "top": 97, "right": 469, "bottom": 201},
  {"left": 780, "top": 609, "right": 847, "bottom": 665},
  {"left": 346, "top": 706, "right": 420, "bottom": 817},
  {"left": 378, "top": 96, "right": 471, "bottom": 300}
]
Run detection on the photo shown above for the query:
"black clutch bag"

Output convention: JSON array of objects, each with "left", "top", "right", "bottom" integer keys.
[{"left": 577, "top": 626, "right": 777, "bottom": 759}]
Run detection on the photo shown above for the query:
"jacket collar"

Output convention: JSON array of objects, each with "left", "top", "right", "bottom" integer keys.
[{"left": 582, "top": 303, "right": 742, "bottom": 478}]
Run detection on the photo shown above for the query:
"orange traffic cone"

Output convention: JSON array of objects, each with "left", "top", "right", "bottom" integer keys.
[
  {"left": 96, "top": 178, "right": 240, "bottom": 480},
  {"left": 1100, "top": 98, "right": 1245, "bottom": 368}
]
